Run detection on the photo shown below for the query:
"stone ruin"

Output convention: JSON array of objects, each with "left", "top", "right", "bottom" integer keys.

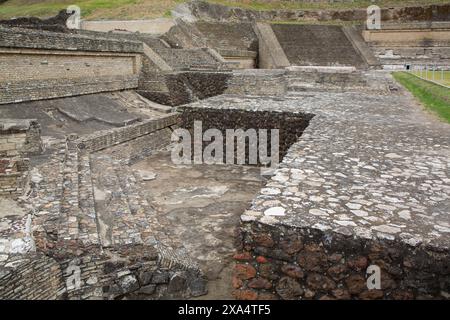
[{"left": 0, "top": 2, "right": 449, "bottom": 300}]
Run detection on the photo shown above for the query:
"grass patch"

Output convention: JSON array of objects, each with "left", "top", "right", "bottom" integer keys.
[
  {"left": 0, "top": 0, "right": 183, "bottom": 20},
  {"left": 0, "top": 0, "right": 448, "bottom": 20},
  {"left": 393, "top": 72, "right": 450, "bottom": 124},
  {"left": 207, "top": 0, "right": 448, "bottom": 11}
]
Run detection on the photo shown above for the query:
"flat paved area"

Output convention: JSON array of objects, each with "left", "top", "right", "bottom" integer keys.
[
  {"left": 186, "top": 72, "right": 450, "bottom": 250},
  {"left": 132, "top": 151, "right": 264, "bottom": 299}
]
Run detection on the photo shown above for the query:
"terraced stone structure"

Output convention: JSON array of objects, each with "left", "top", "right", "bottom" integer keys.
[{"left": 0, "top": 8, "right": 449, "bottom": 300}]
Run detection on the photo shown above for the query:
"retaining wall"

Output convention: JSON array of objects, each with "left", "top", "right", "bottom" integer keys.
[
  {"left": 234, "top": 221, "right": 449, "bottom": 300},
  {"left": 176, "top": 1, "right": 450, "bottom": 23},
  {"left": 0, "top": 27, "right": 142, "bottom": 104}
]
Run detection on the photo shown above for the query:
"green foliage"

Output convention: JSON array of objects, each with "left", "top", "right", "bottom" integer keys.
[{"left": 393, "top": 72, "right": 450, "bottom": 124}]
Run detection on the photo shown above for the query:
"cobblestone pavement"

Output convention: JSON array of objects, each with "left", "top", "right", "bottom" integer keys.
[{"left": 185, "top": 72, "right": 450, "bottom": 251}]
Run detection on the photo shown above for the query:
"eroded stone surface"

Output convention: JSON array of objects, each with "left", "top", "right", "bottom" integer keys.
[{"left": 131, "top": 151, "right": 264, "bottom": 299}]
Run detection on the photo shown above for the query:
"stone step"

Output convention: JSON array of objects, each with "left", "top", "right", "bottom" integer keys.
[
  {"left": 58, "top": 144, "right": 80, "bottom": 242},
  {"left": 76, "top": 152, "right": 100, "bottom": 246},
  {"left": 24, "top": 143, "right": 65, "bottom": 251},
  {"left": 287, "top": 84, "right": 314, "bottom": 92},
  {"left": 115, "top": 167, "right": 153, "bottom": 243},
  {"left": 90, "top": 154, "right": 141, "bottom": 247}
]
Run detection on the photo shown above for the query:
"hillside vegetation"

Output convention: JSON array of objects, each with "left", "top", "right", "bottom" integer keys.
[{"left": 0, "top": 0, "right": 448, "bottom": 20}]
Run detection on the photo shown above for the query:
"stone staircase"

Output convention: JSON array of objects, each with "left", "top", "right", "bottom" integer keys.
[
  {"left": 17, "top": 113, "right": 204, "bottom": 297},
  {"left": 271, "top": 24, "right": 368, "bottom": 69},
  {"left": 89, "top": 152, "right": 176, "bottom": 249}
]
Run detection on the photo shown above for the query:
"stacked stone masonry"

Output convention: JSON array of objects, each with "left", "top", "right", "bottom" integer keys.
[
  {"left": 0, "top": 27, "right": 142, "bottom": 104},
  {"left": 0, "top": 11, "right": 449, "bottom": 300}
]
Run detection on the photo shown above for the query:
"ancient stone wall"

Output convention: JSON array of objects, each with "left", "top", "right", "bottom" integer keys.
[
  {"left": 0, "top": 111, "right": 208, "bottom": 300},
  {"left": 194, "top": 21, "right": 258, "bottom": 52},
  {"left": 0, "top": 119, "right": 42, "bottom": 157},
  {"left": 216, "top": 49, "right": 257, "bottom": 69},
  {"left": 177, "top": 1, "right": 450, "bottom": 23},
  {"left": 0, "top": 254, "right": 65, "bottom": 299},
  {"left": 0, "top": 27, "right": 142, "bottom": 104},
  {"left": 271, "top": 24, "right": 367, "bottom": 68},
  {"left": 0, "top": 26, "right": 143, "bottom": 53},
  {"left": 234, "top": 221, "right": 449, "bottom": 300},
  {"left": 178, "top": 107, "right": 313, "bottom": 165},
  {"left": 161, "top": 19, "right": 207, "bottom": 49},
  {"left": 0, "top": 158, "right": 29, "bottom": 198},
  {"left": 253, "top": 23, "right": 290, "bottom": 70},
  {"left": 226, "top": 70, "right": 287, "bottom": 95},
  {"left": 138, "top": 71, "right": 231, "bottom": 106},
  {"left": 153, "top": 48, "right": 224, "bottom": 70},
  {"left": 362, "top": 23, "right": 450, "bottom": 69},
  {"left": 73, "top": 114, "right": 179, "bottom": 153}
]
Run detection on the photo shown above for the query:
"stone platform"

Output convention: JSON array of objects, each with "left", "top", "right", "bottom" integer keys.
[{"left": 183, "top": 71, "right": 450, "bottom": 299}]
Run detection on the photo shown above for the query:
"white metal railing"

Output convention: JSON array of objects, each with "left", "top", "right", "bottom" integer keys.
[{"left": 406, "top": 64, "right": 450, "bottom": 89}]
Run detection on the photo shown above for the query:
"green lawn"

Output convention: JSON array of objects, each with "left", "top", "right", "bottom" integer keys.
[
  {"left": 0, "top": 0, "right": 448, "bottom": 20},
  {"left": 393, "top": 72, "right": 450, "bottom": 124}
]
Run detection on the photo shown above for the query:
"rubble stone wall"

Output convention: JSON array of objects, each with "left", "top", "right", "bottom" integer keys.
[
  {"left": 0, "top": 254, "right": 65, "bottom": 300},
  {"left": 0, "top": 119, "right": 42, "bottom": 158},
  {"left": 0, "top": 161, "right": 28, "bottom": 198},
  {"left": 178, "top": 107, "right": 313, "bottom": 165},
  {"left": 138, "top": 71, "right": 231, "bottom": 106},
  {"left": 226, "top": 70, "right": 287, "bottom": 96},
  {"left": 233, "top": 222, "right": 449, "bottom": 300},
  {"left": 74, "top": 114, "right": 179, "bottom": 153}
]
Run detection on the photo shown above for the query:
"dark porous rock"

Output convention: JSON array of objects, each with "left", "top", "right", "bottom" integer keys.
[
  {"left": 327, "top": 264, "right": 348, "bottom": 281},
  {"left": 253, "top": 233, "right": 274, "bottom": 248},
  {"left": 281, "top": 264, "right": 304, "bottom": 279},
  {"left": 233, "top": 289, "right": 258, "bottom": 300},
  {"left": 332, "top": 288, "right": 351, "bottom": 300},
  {"left": 103, "top": 260, "right": 126, "bottom": 274},
  {"left": 151, "top": 271, "right": 169, "bottom": 284},
  {"left": 255, "top": 247, "right": 293, "bottom": 262},
  {"left": 188, "top": 277, "right": 208, "bottom": 297},
  {"left": 258, "top": 292, "right": 278, "bottom": 300},
  {"left": 345, "top": 274, "right": 367, "bottom": 295},
  {"left": 280, "top": 239, "right": 303, "bottom": 255},
  {"left": 306, "top": 274, "right": 336, "bottom": 291},
  {"left": 168, "top": 273, "right": 187, "bottom": 293},
  {"left": 359, "top": 290, "right": 384, "bottom": 300},
  {"left": 297, "top": 251, "right": 328, "bottom": 272},
  {"left": 347, "top": 256, "right": 368, "bottom": 271},
  {"left": 276, "top": 277, "right": 303, "bottom": 300},
  {"left": 118, "top": 275, "right": 140, "bottom": 294},
  {"left": 139, "top": 284, "right": 156, "bottom": 295},
  {"left": 248, "top": 277, "right": 272, "bottom": 290},
  {"left": 138, "top": 270, "right": 154, "bottom": 286},
  {"left": 259, "top": 263, "right": 278, "bottom": 281},
  {"left": 234, "top": 264, "right": 257, "bottom": 280}
]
